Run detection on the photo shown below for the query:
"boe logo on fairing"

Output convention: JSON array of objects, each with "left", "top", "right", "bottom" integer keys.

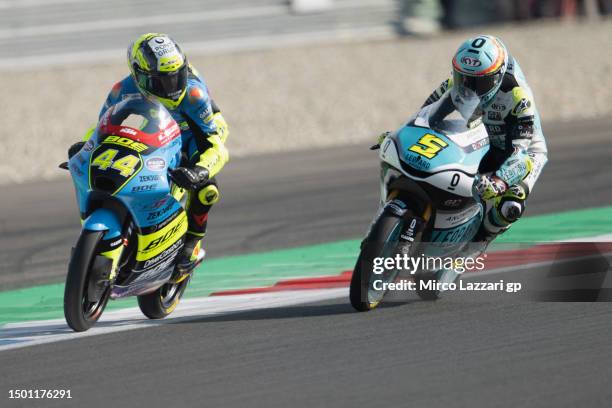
[
  {"left": 103, "top": 135, "right": 148, "bottom": 152},
  {"left": 143, "top": 221, "right": 184, "bottom": 252}
]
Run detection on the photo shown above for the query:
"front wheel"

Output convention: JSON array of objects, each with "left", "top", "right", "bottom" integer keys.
[
  {"left": 350, "top": 213, "right": 407, "bottom": 311},
  {"left": 137, "top": 277, "right": 191, "bottom": 319},
  {"left": 64, "top": 231, "right": 111, "bottom": 332}
]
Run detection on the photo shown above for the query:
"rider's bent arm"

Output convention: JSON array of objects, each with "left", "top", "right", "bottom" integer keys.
[
  {"left": 195, "top": 130, "right": 229, "bottom": 178},
  {"left": 496, "top": 87, "right": 548, "bottom": 193},
  {"left": 193, "top": 107, "right": 229, "bottom": 178},
  {"left": 208, "top": 101, "right": 229, "bottom": 144},
  {"left": 185, "top": 88, "right": 230, "bottom": 178}
]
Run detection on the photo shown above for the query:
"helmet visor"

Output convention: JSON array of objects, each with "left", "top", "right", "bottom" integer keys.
[
  {"left": 146, "top": 64, "right": 188, "bottom": 101},
  {"left": 453, "top": 70, "right": 501, "bottom": 98}
]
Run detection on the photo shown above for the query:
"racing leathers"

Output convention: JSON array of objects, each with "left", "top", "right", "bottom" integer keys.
[
  {"left": 90, "top": 66, "right": 229, "bottom": 267},
  {"left": 423, "top": 56, "right": 548, "bottom": 239}
]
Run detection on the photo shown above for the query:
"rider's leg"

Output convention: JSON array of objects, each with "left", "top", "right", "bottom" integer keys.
[
  {"left": 478, "top": 183, "right": 528, "bottom": 242},
  {"left": 473, "top": 145, "right": 529, "bottom": 245},
  {"left": 176, "top": 178, "right": 220, "bottom": 274},
  {"left": 436, "top": 184, "right": 528, "bottom": 287}
]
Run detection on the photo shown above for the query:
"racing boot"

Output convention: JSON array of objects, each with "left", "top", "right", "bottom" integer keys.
[
  {"left": 473, "top": 183, "right": 527, "bottom": 251},
  {"left": 172, "top": 233, "right": 206, "bottom": 283}
]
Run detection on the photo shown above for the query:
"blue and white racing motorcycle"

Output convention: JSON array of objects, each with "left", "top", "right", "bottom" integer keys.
[
  {"left": 61, "top": 97, "right": 199, "bottom": 331},
  {"left": 350, "top": 93, "right": 491, "bottom": 311}
]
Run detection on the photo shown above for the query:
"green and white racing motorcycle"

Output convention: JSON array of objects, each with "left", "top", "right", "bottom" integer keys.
[{"left": 350, "top": 94, "right": 492, "bottom": 311}]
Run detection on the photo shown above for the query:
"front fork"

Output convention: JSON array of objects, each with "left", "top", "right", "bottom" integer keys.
[
  {"left": 97, "top": 187, "right": 186, "bottom": 284},
  {"left": 386, "top": 189, "right": 432, "bottom": 242},
  {"left": 100, "top": 244, "right": 124, "bottom": 282},
  {"left": 99, "top": 223, "right": 133, "bottom": 282},
  {"left": 82, "top": 209, "right": 131, "bottom": 285},
  {"left": 365, "top": 189, "right": 433, "bottom": 253},
  {"left": 382, "top": 191, "right": 471, "bottom": 288}
]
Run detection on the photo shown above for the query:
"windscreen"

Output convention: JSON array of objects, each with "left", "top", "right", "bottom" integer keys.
[
  {"left": 101, "top": 95, "right": 174, "bottom": 136},
  {"left": 412, "top": 90, "right": 482, "bottom": 135}
]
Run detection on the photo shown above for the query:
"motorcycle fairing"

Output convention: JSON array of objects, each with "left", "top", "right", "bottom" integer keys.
[
  {"left": 379, "top": 120, "right": 490, "bottom": 256},
  {"left": 69, "top": 126, "right": 188, "bottom": 297},
  {"left": 69, "top": 127, "right": 183, "bottom": 231}
]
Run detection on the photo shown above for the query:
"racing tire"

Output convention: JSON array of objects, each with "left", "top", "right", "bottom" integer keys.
[
  {"left": 137, "top": 277, "right": 191, "bottom": 319},
  {"left": 64, "top": 230, "right": 111, "bottom": 332},
  {"left": 350, "top": 213, "right": 406, "bottom": 312}
]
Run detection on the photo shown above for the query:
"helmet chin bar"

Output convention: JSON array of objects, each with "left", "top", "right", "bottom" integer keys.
[{"left": 154, "top": 89, "right": 187, "bottom": 110}]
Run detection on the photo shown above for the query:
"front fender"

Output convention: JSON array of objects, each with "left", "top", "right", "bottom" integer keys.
[{"left": 82, "top": 208, "right": 122, "bottom": 239}]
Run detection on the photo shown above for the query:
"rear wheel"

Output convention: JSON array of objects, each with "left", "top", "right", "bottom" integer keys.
[
  {"left": 350, "top": 213, "right": 407, "bottom": 311},
  {"left": 64, "top": 231, "right": 111, "bottom": 332},
  {"left": 137, "top": 277, "right": 191, "bottom": 319}
]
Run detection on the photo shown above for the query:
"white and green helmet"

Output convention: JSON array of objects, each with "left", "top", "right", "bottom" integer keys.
[{"left": 128, "top": 33, "right": 188, "bottom": 108}]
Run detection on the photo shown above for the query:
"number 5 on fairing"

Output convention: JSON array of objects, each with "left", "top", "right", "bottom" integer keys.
[
  {"left": 350, "top": 92, "right": 489, "bottom": 311},
  {"left": 408, "top": 133, "right": 448, "bottom": 159}
]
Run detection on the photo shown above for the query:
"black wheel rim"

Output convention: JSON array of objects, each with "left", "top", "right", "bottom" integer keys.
[{"left": 159, "top": 281, "right": 184, "bottom": 309}]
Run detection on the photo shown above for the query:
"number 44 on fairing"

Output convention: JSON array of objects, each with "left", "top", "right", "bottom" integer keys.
[{"left": 60, "top": 97, "right": 199, "bottom": 332}]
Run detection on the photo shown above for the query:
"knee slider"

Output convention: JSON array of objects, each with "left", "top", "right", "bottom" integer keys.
[
  {"left": 495, "top": 184, "right": 527, "bottom": 224},
  {"left": 197, "top": 184, "right": 219, "bottom": 205}
]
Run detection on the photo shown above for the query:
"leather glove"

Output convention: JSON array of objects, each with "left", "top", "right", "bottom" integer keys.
[
  {"left": 377, "top": 131, "right": 391, "bottom": 145},
  {"left": 371, "top": 131, "right": 391, "bottom": 150},
  {"left": 169, "top": 166, "right": 209, "bottom": 190},
  {"left": 68, "top": 141, "right": 86, "bottom": 159},
  {"left": 474, "top": 175, "right": 507, "bottom": 201}
]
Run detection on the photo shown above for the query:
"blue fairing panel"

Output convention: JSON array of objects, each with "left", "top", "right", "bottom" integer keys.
[
  {"left": 83, "top": 208, "right": 122, "bottom": 239},
  {"left": 395, "top": 126, "right": 487, "bottom": 174},
  {"left": 69, "top": 125, "right": 183, "bottom": 231}
]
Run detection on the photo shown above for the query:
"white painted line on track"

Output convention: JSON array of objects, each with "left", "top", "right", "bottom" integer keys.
[
  {"left": 0, "top": 0, "right": 394, "bottom": 39},
  {"left": 0, "top": 6, "right": 288, "bottom": 39},
  {"left": 0, "top": 0, "right": 94, "bottom": 10},
  {"left": 0, "top": 288, "right": 347, "bottom": 353},
  {"left": 564, "top": 234, "right": 612, "bottom": 242},
  {"left": 0, "top": 26, "right": 396, "bottom": 71}
]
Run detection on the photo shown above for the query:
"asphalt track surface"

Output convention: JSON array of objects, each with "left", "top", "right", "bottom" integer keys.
[{"left": 1, "top": 117, "right": 612, "bottom": 407}]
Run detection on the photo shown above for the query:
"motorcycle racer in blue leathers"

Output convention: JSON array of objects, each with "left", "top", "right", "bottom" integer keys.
[
  {"left": 420, "top": 34, "right": 548, "bottom": 246},
  {"left": 69, "top": 33, "right": 229, "bottom": 279}
]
